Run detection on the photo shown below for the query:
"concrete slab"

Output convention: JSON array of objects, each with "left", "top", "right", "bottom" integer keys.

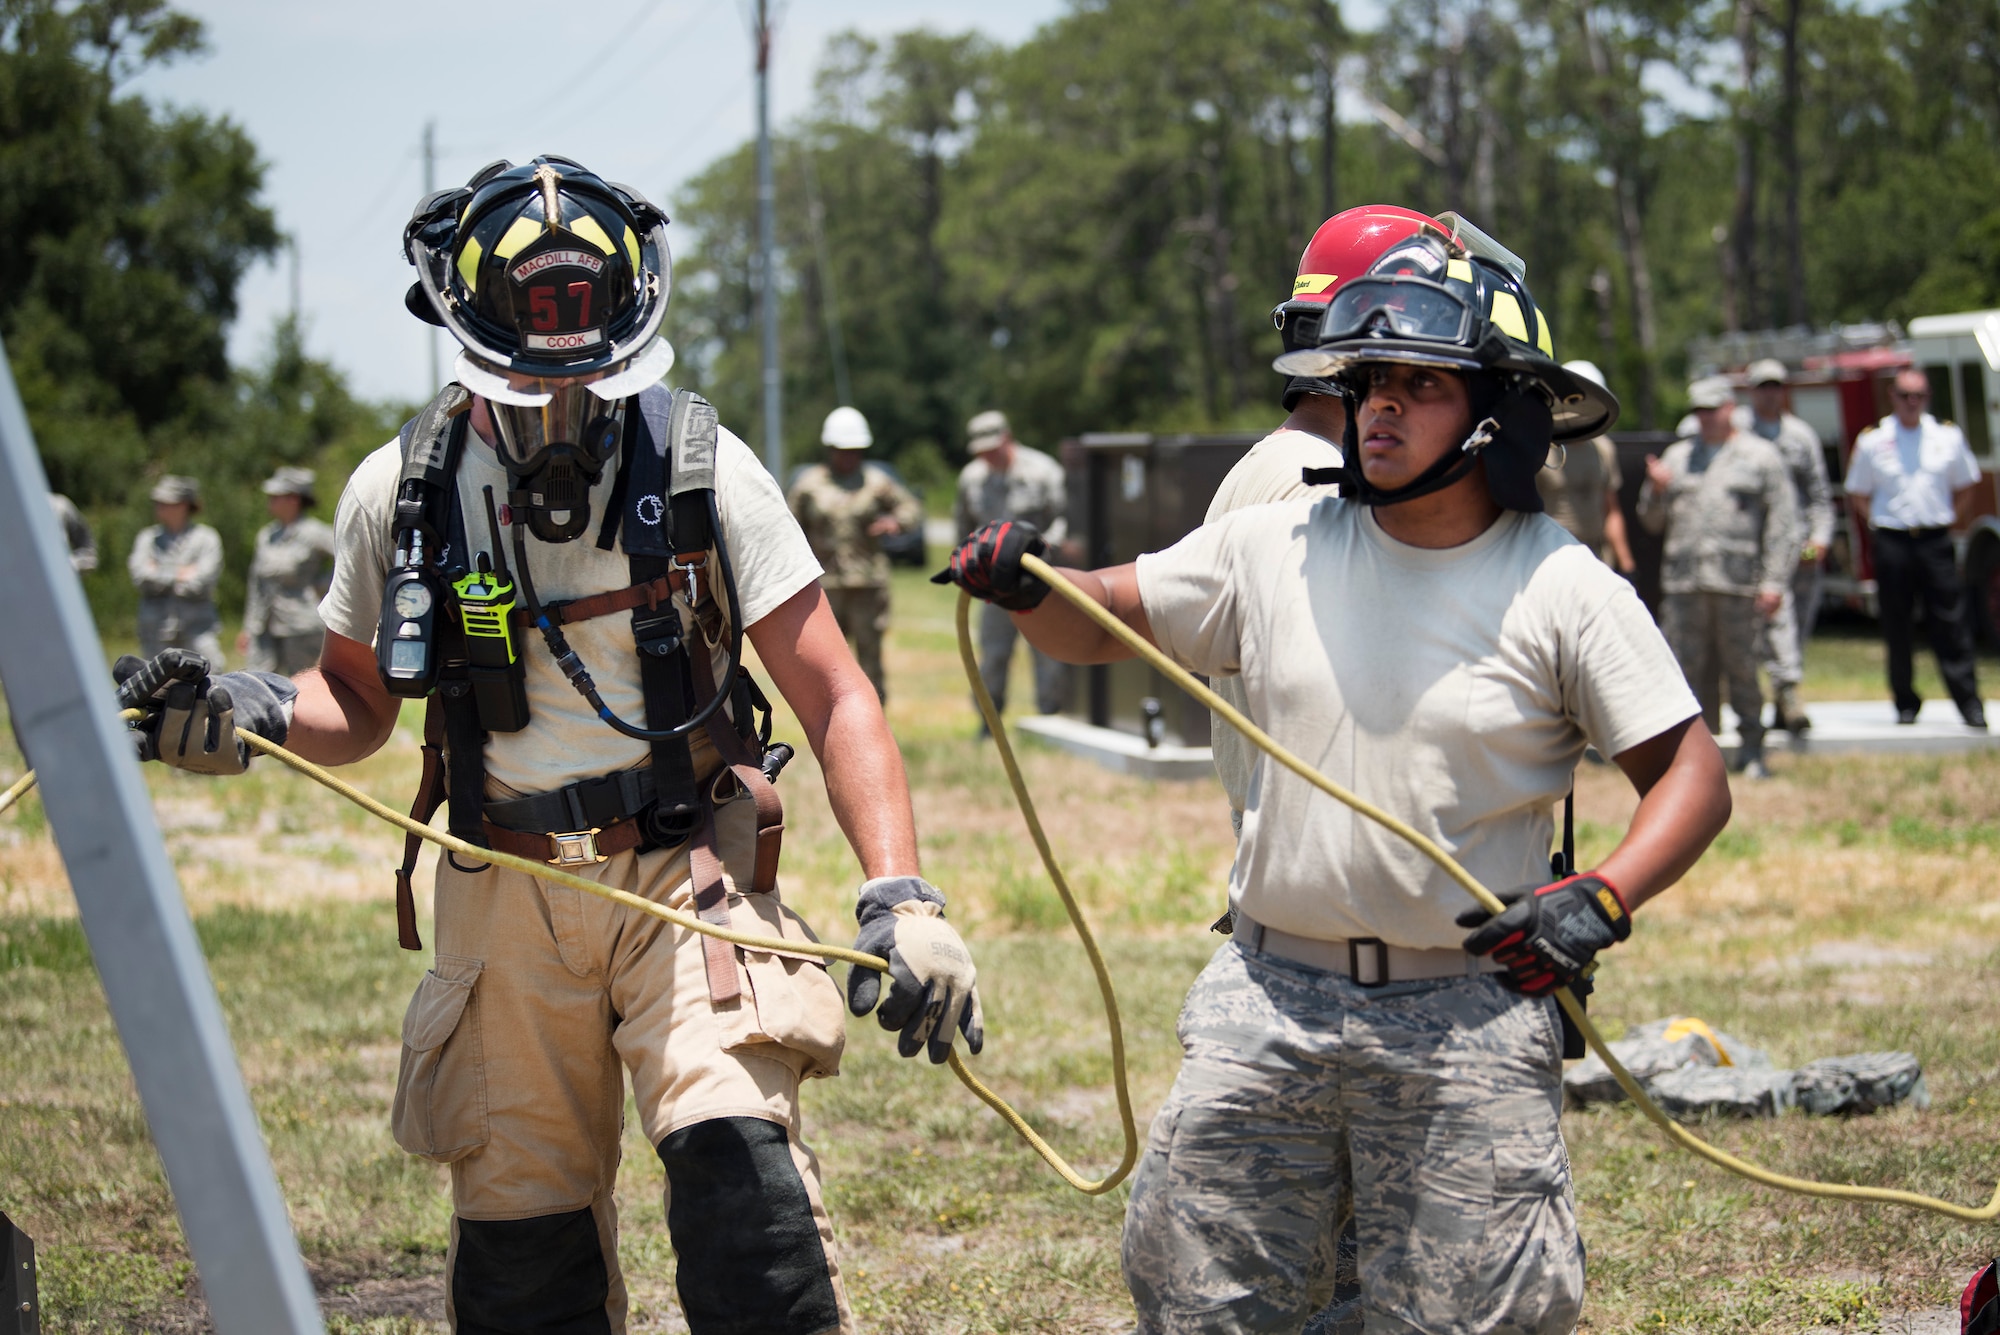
[
  {"left": 1020, "top": 700, "right": 1996, "bottom": 782},
  {"left": 1014, "top": 715, "right": 1216, "bottom": 781},
  {"left": 1718, "top": 700, "right": 1999, "bottom": 758}
]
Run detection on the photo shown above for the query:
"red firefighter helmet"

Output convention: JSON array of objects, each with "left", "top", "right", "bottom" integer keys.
[{"left": 1274, "top": 205, "right": 1449, "bottom": 409}]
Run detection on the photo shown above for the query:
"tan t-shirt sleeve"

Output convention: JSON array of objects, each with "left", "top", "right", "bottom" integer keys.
[
  {"left": 713, "top": 426, "right": 824, "bottom": 629},
  {"left": 318, "top": 440, "right": 402, "bottom": 645},
  {"left": 1565, "top": 570, "right": 1701, "bottom": 757},
  {"left": 1133, "top": 511, "right": 1253, "bottom": 677}
]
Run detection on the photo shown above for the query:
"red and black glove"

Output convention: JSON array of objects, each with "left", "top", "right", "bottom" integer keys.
[
  {"left": 1456, "top": 872, "right": 1632, "bottom": 996},
  {"left": 930, "top": 520, "right": 1051, "bottom": 611}
]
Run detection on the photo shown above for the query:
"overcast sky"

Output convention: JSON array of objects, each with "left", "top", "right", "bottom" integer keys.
[{"left": 128, "top": 1, "right": 1072, "bottom": 404}]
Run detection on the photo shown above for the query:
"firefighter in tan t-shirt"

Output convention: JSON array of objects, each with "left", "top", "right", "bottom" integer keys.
[
  {"left": 939, "top": 218, "right": 1731, "bottom": 1333},
  {"left": 115, "top": 156, "right": 978, "bottom": 1335}
]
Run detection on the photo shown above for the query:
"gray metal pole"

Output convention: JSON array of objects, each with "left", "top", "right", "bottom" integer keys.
[
  {"left": 424, "top": 120, "right": 440, "bottom": 394},
  {"left": 755, "top": 0, "right": 782, "bottom": 476},
  {"left": 0, "top": 338, "right": 325, "bottom": 1334}
]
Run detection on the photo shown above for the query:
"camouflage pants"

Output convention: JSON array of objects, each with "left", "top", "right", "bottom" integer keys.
[
  {"left": 1660, "top": 591, "right": 1765, "bottom": 759},
  {"left": 825, "top": 584, "right": 890, "bottom": 702},
  {"left": 1759, "top": 565, "right": 1823, "bottom": 688},
  {"left": 1123, "top": 942, "right": 1583, "bottom": 1335}
]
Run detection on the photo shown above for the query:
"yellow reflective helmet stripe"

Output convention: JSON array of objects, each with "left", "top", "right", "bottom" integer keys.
[
  {"left": 1488, "top": 291, "right": 1529, "bottom": 343},
  {"left": 1446, "top": 258, "right": 1474, "bottom": 284},
  {"left": 568, "top": 213, "right": 617, "bottom": 257},
  {"left": 456, "top": 234, "right": 485, "bottom": 291},
  {"left": 622, "top": 225, "right": 640, "bottom": 273},
  {"left": 492, "top": 215, "right": 543, "bottom": 261},
  {"left": 1536, "top": 310, "right": 1555, "bottom": 356},
  {"left": 1293, "top": 272, "right": 1340, "bottom": 296}
]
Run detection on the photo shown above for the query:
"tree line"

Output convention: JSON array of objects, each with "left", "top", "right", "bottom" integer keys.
[
  {"left": 0, "top": 0, "right": 397, "bottom": 627},
  {"left": 670, "top": 0, "right": 2000, "bottom": 482},
  {"left": 5, "top": 0, "right": 1997, "bottom": 627}
]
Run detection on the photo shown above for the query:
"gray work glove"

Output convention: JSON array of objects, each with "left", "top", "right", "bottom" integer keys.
[
  {"left": 113, "top": 650, "right": 296, "bottom": 775},
  {"left": 847, "top": 876, "right": 984, "bottom": 1064}
]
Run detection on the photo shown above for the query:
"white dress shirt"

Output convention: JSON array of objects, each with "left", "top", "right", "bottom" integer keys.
[{"left": 1843, "top": 414, "right": 1980, "bottom": 531}]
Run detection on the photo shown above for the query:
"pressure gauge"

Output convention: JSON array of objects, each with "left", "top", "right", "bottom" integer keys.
[{"left": 393, "top": 582, "right": 434, "bottom": 619}]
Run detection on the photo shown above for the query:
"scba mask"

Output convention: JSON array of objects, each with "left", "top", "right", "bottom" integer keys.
[{"left": 457, "top": 350, "right": 673, "bottom": 542}]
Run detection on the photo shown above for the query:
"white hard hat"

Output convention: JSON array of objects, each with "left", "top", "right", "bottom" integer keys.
[
  {"left": 821, "top": 405, "right": 872, "bottom": 450},
  {"left": 1562, "top": 359, "right": 1607, "bottom": 390}
]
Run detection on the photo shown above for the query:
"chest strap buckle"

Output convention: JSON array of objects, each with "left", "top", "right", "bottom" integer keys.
[{"left": 548, "top": 828, "right": 607, "bottom": 867}]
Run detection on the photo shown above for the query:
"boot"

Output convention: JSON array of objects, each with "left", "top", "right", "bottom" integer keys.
[{"left": 1775, "top": 683, "right": 1811, "bottom": 733}]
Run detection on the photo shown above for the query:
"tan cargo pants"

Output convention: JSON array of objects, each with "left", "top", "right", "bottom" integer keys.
[{"left": 393, "top": 790, "right": 855, "bottom": 1334}]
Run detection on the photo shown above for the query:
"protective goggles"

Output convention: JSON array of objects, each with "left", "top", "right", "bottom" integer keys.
[{"left": 1320, "top": 277, "right": 1478, "bottom": 347}]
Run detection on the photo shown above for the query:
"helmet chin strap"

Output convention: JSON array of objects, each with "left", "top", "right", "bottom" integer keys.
[{"left": 1337, "top": 410, "right": 1503, "bottom": 508}]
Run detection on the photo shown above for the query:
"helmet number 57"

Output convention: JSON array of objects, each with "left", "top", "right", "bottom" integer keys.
[{"left": 527, "top": 283, "right": 593, "bottom": 331}]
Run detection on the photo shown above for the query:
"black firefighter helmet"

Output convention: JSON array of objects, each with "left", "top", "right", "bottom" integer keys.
[
  {"left": 1273, "top": 222, "right": 1619, "bottom": 510},
  {"left": 403, "top": 155, "right": 674, "bottom": 396}
]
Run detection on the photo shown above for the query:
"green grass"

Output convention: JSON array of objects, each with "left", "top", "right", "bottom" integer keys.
[{"left": 3, "top": 573, "right": 1999, "bottom": 1329}]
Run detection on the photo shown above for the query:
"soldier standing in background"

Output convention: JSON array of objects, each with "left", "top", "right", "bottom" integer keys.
[
  {"left": 1639, "top": 376, "right": 1799, "bottom": 779},
  {"left": 1537, "top": 360, "right": 1637, "bottom": 575},
  {"left": 787, "top": 407, "right": 923, "bottom": 702},
  {"left": 950, "top": 409, "right": 1071, "bottom": 720},
  {"left": 238, "top": 466, "right": 336, "bottom": 676},
  {"left": 48, "top": 493, "right": 97, "bottom": 572},
  {"left": 128, "top": 474, "right": 225, "bottom": 666},
  {"left": 1742, "top": 359, "right": 1834, "bottom": 733}
]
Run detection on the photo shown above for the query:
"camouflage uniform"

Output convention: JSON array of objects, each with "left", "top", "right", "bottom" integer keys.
[
  {"left": 953, "top": 445, "right": 1071, "bottom": 714},
  {"left": 1123, "top": 941, "right": 1582, "bottom": 1335},
  {"left": 787, "top": 462, "right": 922, "bottom": 702},
  {"left": 1637, "top": 431, "right": 1797, "bottom": 760},
  {"left": 1745, "top": 411, "right": 1833, "bottom": 689},
  {"left": 243, "top": 514, "right": 337, "bottom": 675},
  {"left": 129, "top": 522, "right": 226, "bottom": 667}
]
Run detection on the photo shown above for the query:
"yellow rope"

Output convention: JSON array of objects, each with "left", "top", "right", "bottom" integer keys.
[
  {"left": 9, "top": 709, "right": 1137, "bottom": 1190},
  {"left": 0, "top": 769, "right": 34, "bottom": 817},
  {"left": 1018, "top": 551, "right": 2000, "bottom": 1222}
]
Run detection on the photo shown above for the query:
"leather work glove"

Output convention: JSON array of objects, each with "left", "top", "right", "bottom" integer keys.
[
  {"left": 846, "top": 876, "right": 985, "bottom": 1063},
  {"left": 114, "top": 650, "right": 297, "bottom": 776},
  {"left": 1456, "top": 872, "right": 1632, "bottom": 997},
  {"left": 930, "top": 520, "right": 1051, "bottom": 611}
]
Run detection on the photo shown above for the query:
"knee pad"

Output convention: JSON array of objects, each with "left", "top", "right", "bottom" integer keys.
[
  {"left": 453, "top": 1206, "right": 612, "bottom": 1335},
  {"left": 657, "top": 1116, "right": 840, "bottom": 1335}
]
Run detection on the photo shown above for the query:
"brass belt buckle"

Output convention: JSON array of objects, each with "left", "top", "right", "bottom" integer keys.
[{"left": 547, "top": 828, "right": 606, "bottom": 867}]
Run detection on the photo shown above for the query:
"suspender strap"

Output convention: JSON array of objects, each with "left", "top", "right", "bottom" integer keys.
[
  {"left": 689, "top": 631, "right": 785, "bottom": 893},
  {"left": 393, "top": 698, "right": 450, "bottom": 952},
  {"left": 687, "top": 801, "right": 744, "bottom": 1004}
]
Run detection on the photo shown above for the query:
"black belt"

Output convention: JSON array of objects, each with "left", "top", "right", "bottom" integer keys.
[
  {"left": 483, "top": 768, "right": 656, "bottom": 835},
  {"left": 1877, "top": 526, "right": 1950, "bottom": 539}
]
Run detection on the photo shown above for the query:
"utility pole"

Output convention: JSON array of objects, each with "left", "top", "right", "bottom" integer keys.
[
  {"left": 754, "top": 0, "right": 782, "bottom": 476},
  {"left": 288, "top": 236, "right": 301, "bottom": 330},
  {"left": 423, "top": 120, "right": 440, "bottom": 392}
]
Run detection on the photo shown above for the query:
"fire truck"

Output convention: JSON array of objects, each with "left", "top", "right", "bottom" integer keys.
[{"left": 1686, "top": 309, "right": 2000, "bottom": 642}]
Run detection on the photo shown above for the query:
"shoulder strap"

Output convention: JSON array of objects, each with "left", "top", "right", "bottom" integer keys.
[
  {"left": 623, "top": 385, "right": 707, "bottom": 849},
  {"left": 394, "top": 383, "right": 472, "bottom": 548}
]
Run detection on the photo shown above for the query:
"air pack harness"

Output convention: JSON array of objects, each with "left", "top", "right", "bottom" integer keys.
[{"left": 383, "top": 383, "right": 786, "bottom": 1006}]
